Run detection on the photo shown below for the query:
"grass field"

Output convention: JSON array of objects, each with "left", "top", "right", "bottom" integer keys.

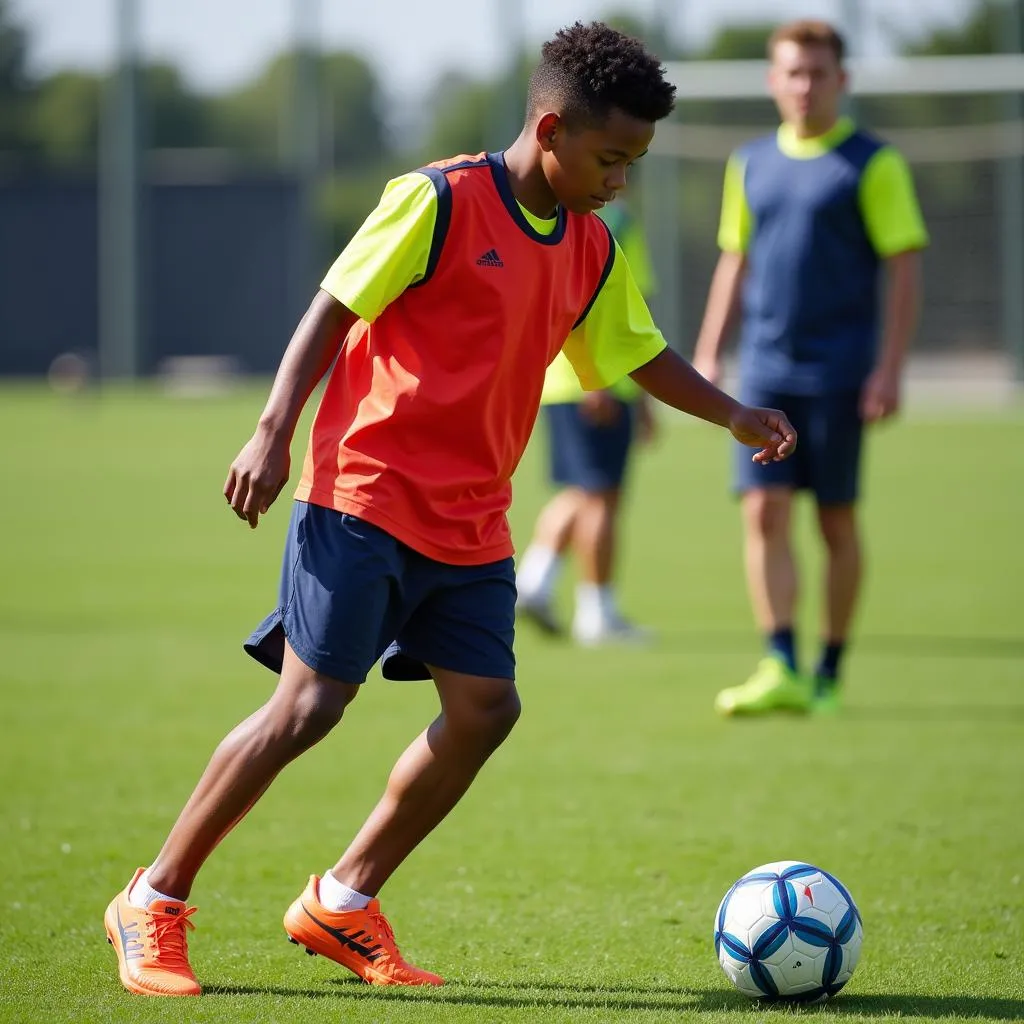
[{"left": 1, "top": 384, "right": 1022, "bottom": 1024}]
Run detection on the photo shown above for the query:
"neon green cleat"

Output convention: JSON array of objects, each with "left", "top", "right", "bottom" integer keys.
[
  {"left": 714, "top": 656, "right": 812, "bottom": 716},
  {"left": 812, "top": 678, "right": 842, "bottom": 715}
]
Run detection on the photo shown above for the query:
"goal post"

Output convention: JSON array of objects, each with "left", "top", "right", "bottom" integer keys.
[{"left": 641, "top": 54, "right": 1024, "bottom": 383}]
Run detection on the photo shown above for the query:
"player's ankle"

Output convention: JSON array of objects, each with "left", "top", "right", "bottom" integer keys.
[
  {"left": 318, "top": 871, "right": 372, "bottom": 911},
  {"left": 129, "top": 868, "right": 184, "bottom": 909}
]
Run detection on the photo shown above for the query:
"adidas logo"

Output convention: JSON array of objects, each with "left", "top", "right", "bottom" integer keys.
[{"left": 476, "top": 248, "right": 504, "bottom": 268}]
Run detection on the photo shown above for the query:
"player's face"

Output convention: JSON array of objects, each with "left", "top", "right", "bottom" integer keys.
[
  {"left": 540, "top": 108, "right": 654, "bottom": 215},
  {"left": 769, "top": 41, "right": 846, "bottom": 136}
]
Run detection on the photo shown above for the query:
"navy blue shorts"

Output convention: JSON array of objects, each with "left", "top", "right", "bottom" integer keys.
[
  {"left": 244, "top": 502, "right": 516, "bottom": 683},
  {"left": 545, "top": 400, "right": 635, "bottom": 492},
  {"left": 733, "top": 387, "right": 864, "bottom": 505}
]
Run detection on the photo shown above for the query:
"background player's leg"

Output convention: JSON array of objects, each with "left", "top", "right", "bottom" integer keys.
[
  {"left": 817, "top": 503, "right": 862, "bottom": 642},
  {"left": 147, "top": 642, "right": 358, "bottom": 900},
  {"left": 716, "top": 486, "right": 808, "bottom": 714},
  {"left": 815, "top": 502, "right": 862, "bottom": 704},
  {"left": 328, "top": 668, "right": 520, "bottom": 895},
  {"left": 516, "top": 488, "right": 584, "bottom": 633},
  {"left": 526, "top": 487, "right": 584, "bottom": 557},
  {"left": 742, "top": 486, "right": 797, "bottom": 653},
  {"left": 570, "top": 486, "right": 647, "bottom": 644},
  {"left": 572, "top": 487, "right": 621, "bottom": 586}
]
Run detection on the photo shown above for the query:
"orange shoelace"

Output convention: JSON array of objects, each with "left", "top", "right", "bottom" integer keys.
[
  {"left": 367, "top": 908, "right": 400, "bottom": 961},
  {"left": 146, "top": 907, "right": 198, "bottom": 971}
]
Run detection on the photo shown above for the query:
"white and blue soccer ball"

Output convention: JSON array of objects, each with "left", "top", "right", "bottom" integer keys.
[{"left": 714, "top": 861, "right": 863, "bottom": 1004}]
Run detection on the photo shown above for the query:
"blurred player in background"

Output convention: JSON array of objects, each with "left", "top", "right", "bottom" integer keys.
[
  {"left": 516, "top": 200, "right": 658, "bottom": 645},
  {"left": 692, "top": 19, "right": 928, "bottom": 716}
]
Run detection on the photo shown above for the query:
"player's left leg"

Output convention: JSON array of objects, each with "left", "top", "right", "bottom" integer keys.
[
  {"left": 809, "top": 390, "right": 866, "bottom": 712},
  {"left": 285, "top": 668, "right": 520, "bottom": 985},
  {"left": 284, "top": 554, "right": 520, "bottom": 986},
  {"left": 814, "top": 503, "right": 862, "bottom": 712}
]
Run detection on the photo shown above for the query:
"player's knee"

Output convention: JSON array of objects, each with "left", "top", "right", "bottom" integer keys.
[
  {"left": 448, "top": 684, "right": 522, "bottom": 751},
  {"left": 818, "top": 505, "right": 858, "bottom": 551},
  {"left": 743, "top": 489, "right": 790, "bottom": 538},
  {"left": 270, "top": 679, "right": 357, "bottom": 750}
]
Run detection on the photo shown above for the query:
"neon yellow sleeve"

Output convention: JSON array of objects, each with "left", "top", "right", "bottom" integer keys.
[
  {"left": 618, "top": 220, "right": 656, "bottom": 299},
  {"left": 558, "top": 239, "right": 667, "bottom": 394},
  {"left": 717, "top": 153, "right": 753, "bottom": 254},
  {"left": 859, "top": 147, "right": 930, "bottom": 257},
  {"left": 320, "top": 172, "right": 436, "bottom": 322}
]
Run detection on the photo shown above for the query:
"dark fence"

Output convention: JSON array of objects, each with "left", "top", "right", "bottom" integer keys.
[{"left": 0, "top": 176, "right": 306, "bottom": 376}]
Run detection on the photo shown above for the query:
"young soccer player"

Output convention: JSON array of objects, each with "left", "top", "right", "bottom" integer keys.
[
  {"left": 104, "top": 22, "right": 797, "bottom": 997},
  {"left": 692, "top": 20, "right": 928, "bottom": 716},
  {"left": 516, "top": 200, "right": 658, "bottom": 645}
]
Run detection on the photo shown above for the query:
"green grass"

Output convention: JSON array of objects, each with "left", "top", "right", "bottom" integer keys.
[{"left": 1, "top": 385, "right": 1022, "bottom": 1024}]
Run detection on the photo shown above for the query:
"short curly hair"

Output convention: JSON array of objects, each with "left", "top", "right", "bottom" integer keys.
[{"left": 527, "top": 21, "right": 676, "bottom": 130}]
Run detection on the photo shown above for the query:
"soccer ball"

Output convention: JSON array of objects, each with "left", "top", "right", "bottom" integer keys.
[{"left": 713, "top": 861, "right": 863, "bottom": 1004}]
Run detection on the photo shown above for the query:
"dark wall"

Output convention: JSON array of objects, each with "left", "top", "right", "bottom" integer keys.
[
  {"left": 0, "top": 177, "right": 306, "bottom": 375},
  {"left": 0, "top": 179, "right": 99, "bottom": 375}
]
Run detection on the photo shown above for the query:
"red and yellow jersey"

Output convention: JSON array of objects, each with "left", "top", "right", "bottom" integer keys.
[{"left": 295, "top": 152, "right": 666, "bottom": 565}]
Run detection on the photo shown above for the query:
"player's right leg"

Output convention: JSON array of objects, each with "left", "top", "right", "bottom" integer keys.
[
  {"left": 285, "top": 552, "right": 522, "bottom": 986},
  {"left": 105, "top": 501, "right": 387, "bottom": 995},
  {"left": 105, "top": 646, "right": 359, "bottom": 995}
]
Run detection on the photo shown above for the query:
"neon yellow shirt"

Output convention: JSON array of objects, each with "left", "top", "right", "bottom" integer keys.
[
  {"left": 718, "top": 117, "right": 930, "bottom": 257},
  {"left": 322, "top": 173, "right": 666, "bottom": 393},
  {"left": 539, "top": 205, "right": 656, "bottom": 405}
]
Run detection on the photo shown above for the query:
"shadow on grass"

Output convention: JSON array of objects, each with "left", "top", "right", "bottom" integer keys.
[{"left": 203, "top": 978, "right": 1024, "bottom": 1018}]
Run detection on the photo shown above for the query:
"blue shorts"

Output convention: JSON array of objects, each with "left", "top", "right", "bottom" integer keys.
[
  {"left": 734, "top": 387, "right": 864, "bottom": 505},
  {"left": 545, "top": 400, "right": 635, "bottom": 492},
  {"left": 244, "top": 502, "right": 516, "bottom": 683}
]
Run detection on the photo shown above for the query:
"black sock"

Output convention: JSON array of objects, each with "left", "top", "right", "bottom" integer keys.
[
  {"left": 767, "top": 628, "right": 797, "bottom": 673},
  {"left": 816, "top": 641, "right": 846, "bottom": 685}
]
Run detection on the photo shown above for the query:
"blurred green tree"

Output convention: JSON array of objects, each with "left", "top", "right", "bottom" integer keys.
[
  {"left": 0, "top": 0, "right": 32, "bottom": 152},
  {"left": 207, "top": 50, "right": 386, "bottom": 170}
]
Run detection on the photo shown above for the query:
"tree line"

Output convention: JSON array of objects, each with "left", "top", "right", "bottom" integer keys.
[{"left": 0, "top": 0, "right": 1017, "bottom": 249}]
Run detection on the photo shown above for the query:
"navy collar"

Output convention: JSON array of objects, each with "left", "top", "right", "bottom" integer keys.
[{"left": 486, "top": 152, "right": 566, "bottom": 245}]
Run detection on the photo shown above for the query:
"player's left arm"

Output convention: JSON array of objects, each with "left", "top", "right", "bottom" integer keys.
[
  {"left": 562, "top": 242, "right": 796, "bottom": 463},
  {"left": 859, "top": 147, "right": 930, "bottom": 422}
]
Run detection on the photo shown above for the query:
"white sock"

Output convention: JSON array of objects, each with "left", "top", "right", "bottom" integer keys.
[
  {"left": 128, "top": 869, "right": 181, "bottom": 909},
  {"left": 318, "top": 870, "right": 372, "bottom": 912},
  {"left": 516, "top": 545, "right": 561, "bottom": 600},
  {"left": 574, "top": 582, "right": 617, "bottom": 625}
]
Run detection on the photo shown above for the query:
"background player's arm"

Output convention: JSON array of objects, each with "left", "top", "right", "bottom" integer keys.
[
  {"left": 692, "top": 250, "right": 747, "bottom": 387},
  {"left": 225, "top": 293, "right": 358, "bottom": 529},
  {"left": 692, "top": 153, "right": 751, "bottom": 386},
  {"left": 858, "top": 146, "right": 929, "bottom": 423},
  {"left": 862, "top": 249, "right": 922, "bottom": 422}
]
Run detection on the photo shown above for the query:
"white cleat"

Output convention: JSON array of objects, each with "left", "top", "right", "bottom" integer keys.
[
  {"left": 515, "top": 593, "right": 563, "bottom": 635},
  {"left": 572, "top": 614, "right": 653, "bottom": 647}
]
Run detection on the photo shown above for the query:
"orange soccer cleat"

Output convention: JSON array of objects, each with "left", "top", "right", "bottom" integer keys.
[
  {"left": 103, "top": 868, "right": 201, "bottom": 996},
  {"left": 283, "top": 875, "right": 444, "bottom": 986}
]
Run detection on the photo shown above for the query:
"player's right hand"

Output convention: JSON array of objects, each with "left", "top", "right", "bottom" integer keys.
[
  {"left": 729, "top": 405, "right": 798, "bottom": 464},
  {"left": 224, "top": 428, "right": 291, "bottom": 529}
]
